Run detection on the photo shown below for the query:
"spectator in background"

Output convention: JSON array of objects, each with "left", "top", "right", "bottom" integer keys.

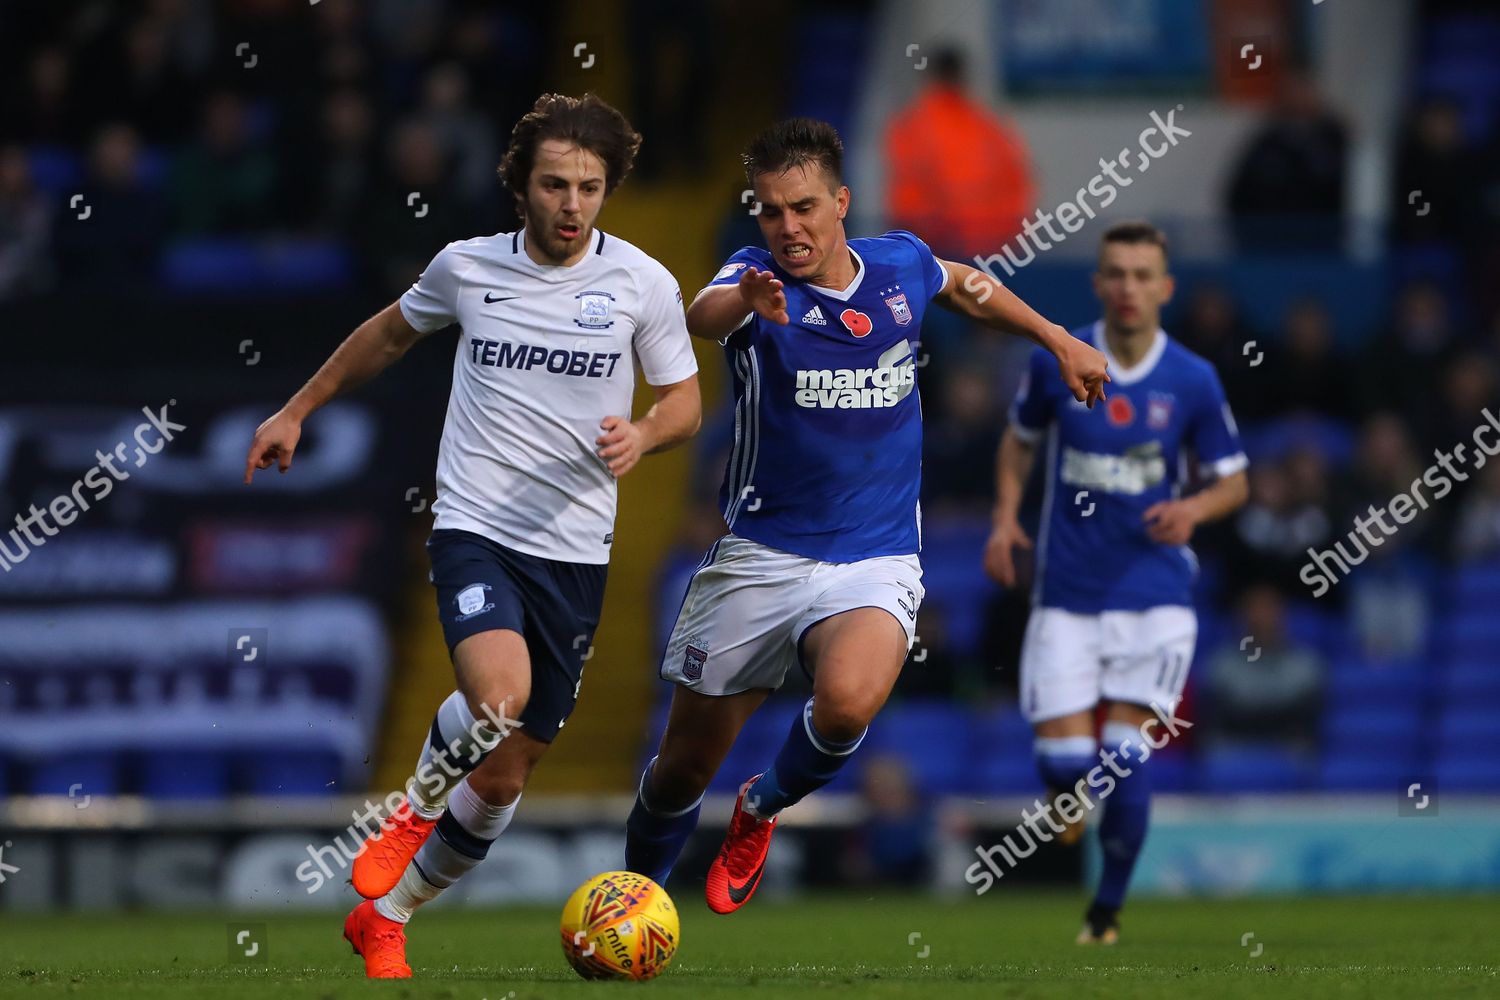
[
  {"left": 923, "top": 364, "right": 1004, "bottom": 518},
  {"left": 1278, "top": 298, "right": 1357, "bottom": 423},
  {"left": 1340, "top": 413, "right": 1442, "bottom": 555},
  {"left": 283, "top": 88, "right": 377, "bottom": 234},
  {"left": 1227, "top": 72, "right": 1348, "bottom": 253},
  {"left": 56, "top": 123, "right": 167, "bottom": 289},
  {"left": 359, "top": 119, "right": 467, "bottom": 296},
  {"left": 841, "top": 756, "right": 933, "bottom": 887},
  {"left": 1226, "top": 452, "right": 1336, "bottom": 600},
  {"left": 310, "top": 0, "right": 376, "bottom": 93},
  {"left": 0, "top": 146, "right": 55, "bottom": 300},
  {"left": 1348, "top": 527, "right": 1434, "bottom": 666},
  {"left": 1453, "top": 461, "right": 1500, "bottom": 562},
  {"left": 1359, "top": 280, "right": 1458, "bottom": 431},
  {"left": 4, "top": 47, "right": 84, "bottom": 143},
  {"left": 884, "top": 48, "right": 1034, "bottom": 260},
  {"left": 1200, "top": 584, "right": 1325, "bottom": 753},
  {"left": 420, "top": 63, "right": 498, "bottom": 210},
  {"left": 441, "top": 6, "right": 539, "bottom": 148},
  {"left": 1432, "top": 350, "right": 1499, "bottom": 455},
  {"left": 1174, "top": 282, "right": 1258, "bottom": 416},
  {"left": 1392, "top": 97, "right": 1476, "bottom": 247},
  {"left": 172, "top": 91, "right": 277, "bottom": 235},
  {"left": 90, "top": 15, "right": 193, "bottom": 143}
]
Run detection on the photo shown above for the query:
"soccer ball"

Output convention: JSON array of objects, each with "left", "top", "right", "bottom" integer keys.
[{"left": 559, "top": 870, "right": 679, "bottom": 980}]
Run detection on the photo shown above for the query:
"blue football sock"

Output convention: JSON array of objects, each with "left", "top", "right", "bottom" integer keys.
[
  {"left": 745, "top": 699, "right": 864, "bottom": 818},
  {"left": 1094, "top": 721, "right": 1152, "bottom": 911},
  {"left": 1034, "top": 735, "right": 1098, "bottom": 792},
  {"left": 624, "top": 758, "right": 702, "bottom": 885}
]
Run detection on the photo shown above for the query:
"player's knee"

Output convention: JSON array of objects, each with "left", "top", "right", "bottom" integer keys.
[
  {"left": 466, "top": 759, "right": 527, "bottom": 807},
  {"left": 809, "top": 699, "right": 874, "bottom": 745},
  {"left": 460, "top": 684, "right": 528, "bottom": 735},
  {"left": 646, "top": 750, "right": 713, "bottom": 811}
]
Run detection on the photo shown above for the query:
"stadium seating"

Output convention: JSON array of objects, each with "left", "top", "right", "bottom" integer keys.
[{"left": 0, "top": 599, "right": 388, "bottom": 800}]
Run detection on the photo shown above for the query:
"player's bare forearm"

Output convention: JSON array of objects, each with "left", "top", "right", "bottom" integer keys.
[
  {"left": 637, "top": 375, "right": 702, "bottom": 454},
  {"left": 1143, "top": 469, "right": 1248, "bottom": 545},
  {"left": 1185, "top": 469, "right": 1249, "bottom": 524},
  {"left": 685, "top": 285, "right": 752, "bottom": 342},
  {"left": 992, "top": 429, "right": 1037, "bottom": 525},
  {"left": 934, "top": 260, "right": 1067, "bottom": 349},
  {"left": 246, "top": 303, "right": 424, "bottom": 482},
  {"left": 283, "top": 302, "right": 424, "bottom": 420},
  {"left": 935, "top": 259, "right": 1110, "bottom": 407},
  {"left": 984, "top": 427, "right": 1038, "bottom": 586}
]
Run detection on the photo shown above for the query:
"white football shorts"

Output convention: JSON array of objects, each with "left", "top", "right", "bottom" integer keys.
[
  {"left": 660, "top": 534, "right": 925, "bottom": 696},
  {"left": 1018, "top": 605, "right": 1196, "bottom": 723}
]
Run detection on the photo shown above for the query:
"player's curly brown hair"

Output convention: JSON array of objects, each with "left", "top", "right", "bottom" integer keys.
[
  {"left": 742, "top": 118, "right": 844, "bottom": 189},
  {"left": 497, "top": 93, "right": 641, "bottom": 204}
]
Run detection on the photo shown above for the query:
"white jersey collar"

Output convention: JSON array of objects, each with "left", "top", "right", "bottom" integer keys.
[
  {"left": 805, "top": 247, "right": 865, "bottom": 302},
  {"left": 1093, "top": 320, "right": 1166, "bottom": 385}
]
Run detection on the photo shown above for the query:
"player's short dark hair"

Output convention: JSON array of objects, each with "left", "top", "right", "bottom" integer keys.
[
  {"left": 497, "top": 93, "right": 641, "bottom": 201},
  {"left": 742, "top": 118, "right": 844, "bottom": 190},
  {"left": 1100, "top": 221, "right": 1170, "bottom": 266}
]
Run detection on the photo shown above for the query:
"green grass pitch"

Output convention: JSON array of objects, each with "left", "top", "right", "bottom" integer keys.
[{"left": 3, "top": 892, "right": 1495, "bottom": 998}]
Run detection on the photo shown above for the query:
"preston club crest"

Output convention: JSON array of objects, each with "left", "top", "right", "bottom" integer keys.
[
  {"left": 454, "top": 582, "right": 494, "bottom": 622},
  {"left": 574, "top": 290, "right": 616, "bottom": 329}
]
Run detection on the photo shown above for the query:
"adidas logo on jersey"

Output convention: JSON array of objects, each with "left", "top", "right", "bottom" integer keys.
[
  {"left": 801, "top": 305, "right": 827, "bottom": 326},
  {"left": 794, "top": 341, "right": 917, "bottom": 409}
]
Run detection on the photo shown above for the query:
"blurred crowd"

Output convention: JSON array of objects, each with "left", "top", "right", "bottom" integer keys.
[{"left": 0, "top": 0, "right": 545, "bottom": 299}]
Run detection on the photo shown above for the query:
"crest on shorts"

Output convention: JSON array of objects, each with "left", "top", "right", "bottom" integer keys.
[
  {"left": 683, "top": 644, "right": 708, "bottom": 681},
  {"left": 455, "top": 582, "right": 494, "bottom": 622},
  {"left": 574, "top": 290, "right": 615, "bottom": 329}
]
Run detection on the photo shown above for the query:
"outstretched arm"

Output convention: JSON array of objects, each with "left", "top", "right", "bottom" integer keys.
[
  {"left": 686, "top": 267, "right": 789, "bottom": 341},
  {"left": 244, "top": 302, "right": 426, "bottom": 483},
  {"left": 933, "top": 259, "right": 1111, "bottom": 408}
]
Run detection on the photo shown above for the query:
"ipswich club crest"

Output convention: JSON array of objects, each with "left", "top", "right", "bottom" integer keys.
[
  {"left": 884, "top": 291, "right": 912, "bottom": 326},
  {"left": 1147, "top": 393, "right": 1174, "bottom": 429},
  {"left": 682, "top": 644, "right": 708, "bottom": 681}
]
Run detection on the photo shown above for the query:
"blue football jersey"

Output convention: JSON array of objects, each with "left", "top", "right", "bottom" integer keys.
[
  {"left": 1010, "top": 322, "right": 1247, "bottom": 613},
  {"left": 707, "top": 230, "right": 949, "bottom": 562}
]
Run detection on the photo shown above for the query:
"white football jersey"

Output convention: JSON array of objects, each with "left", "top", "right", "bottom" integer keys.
[{"left": 399, "top": 228, "right": 698, "bottom": 564}]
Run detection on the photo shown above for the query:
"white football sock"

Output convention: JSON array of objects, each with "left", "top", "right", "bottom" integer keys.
[
  {"left": 375, "top": 777, "right": 521, "bottom": 924},
  {"left": 405, "top": 691, "right": 506, "bottom": 816}
]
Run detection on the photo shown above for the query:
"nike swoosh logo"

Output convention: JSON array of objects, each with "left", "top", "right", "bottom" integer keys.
[
  {"left": 484, "top": 293, "right": 517, "bottom": 303},
  {"left": 725, "top": 859, "right": 766, "bottom": 904}
]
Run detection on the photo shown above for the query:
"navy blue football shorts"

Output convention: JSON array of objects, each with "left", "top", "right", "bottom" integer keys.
[{"left": 428, "top": 528, "right": 607, "bottom": 743}]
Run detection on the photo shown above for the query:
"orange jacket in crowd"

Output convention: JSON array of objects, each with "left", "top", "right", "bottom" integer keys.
[{"left": 883, "top": 84, "right": 1036, "bottom": 258}]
